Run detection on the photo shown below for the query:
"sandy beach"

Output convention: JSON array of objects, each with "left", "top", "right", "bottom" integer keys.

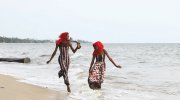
[{"left": 0, "top": 74, "right": 67, "bottom": 100}]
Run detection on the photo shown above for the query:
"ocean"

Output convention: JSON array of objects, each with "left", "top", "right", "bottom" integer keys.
[{"left": 0, "top": 43, "right": 180, "bottom": 100}]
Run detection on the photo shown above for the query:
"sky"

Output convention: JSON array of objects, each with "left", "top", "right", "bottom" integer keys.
[{"left": 0, "top": 0, "right": 180, "bottom": 43}]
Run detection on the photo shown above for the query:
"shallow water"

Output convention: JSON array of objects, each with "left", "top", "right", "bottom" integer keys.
[{"left": 0, "top": 43, "right": 180, "bottom": 100}]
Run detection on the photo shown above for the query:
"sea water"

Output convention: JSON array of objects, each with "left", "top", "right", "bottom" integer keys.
[{"left": 0, "top": 43, "right": 180, "bottom": 100}]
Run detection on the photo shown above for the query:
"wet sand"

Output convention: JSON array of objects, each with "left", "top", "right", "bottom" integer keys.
[{"left": 0, "top": 74, "right": 68, "bottom": 100}]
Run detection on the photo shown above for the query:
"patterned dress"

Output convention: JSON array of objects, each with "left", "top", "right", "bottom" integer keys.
[
  {"left": 88, "top": 54, "right": 106, "bottom": 89},
  {"left": 58, "top": 44, "right": 70, "bottom": 85}
]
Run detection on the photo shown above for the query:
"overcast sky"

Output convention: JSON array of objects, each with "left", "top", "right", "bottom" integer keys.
[{"left": 0, "top": 0, "right": 179, "bottom": 43}]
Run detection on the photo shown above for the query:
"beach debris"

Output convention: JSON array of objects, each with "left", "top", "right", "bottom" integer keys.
[{"left": 0, "top": 57, "right": 31, "bottom": 63}]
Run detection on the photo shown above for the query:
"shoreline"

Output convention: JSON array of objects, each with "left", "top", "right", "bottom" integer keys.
[{"left": 0, "top": 74, "right": 68, "bottom": 100}]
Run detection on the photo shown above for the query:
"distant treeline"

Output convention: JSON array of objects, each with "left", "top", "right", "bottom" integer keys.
[
  {"left": 0, "top": 36, "right": 91, "bottom": 43},
  {"left": 0, "top": 36, "right": 53, "bottom": 43},
  {"left": 76, "top": 39, "right": 91, "bottom": 43}
]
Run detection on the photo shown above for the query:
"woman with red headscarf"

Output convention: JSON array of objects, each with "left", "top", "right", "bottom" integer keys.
[
  {"left": 47, "top": 32, "right": 81, "bottom": 92},
  {"left": 88, "top": 41, "right": 121, "bottom": 89}
]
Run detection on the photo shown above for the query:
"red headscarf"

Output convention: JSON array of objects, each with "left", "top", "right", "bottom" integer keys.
[
  {"left": 93, "top": 41, "right": 104, "bottom": 56},
  {"left": 56, "top": 32, "right": 69, "bottom": 45}
]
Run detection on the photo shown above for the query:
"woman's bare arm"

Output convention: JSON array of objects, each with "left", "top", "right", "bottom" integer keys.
[
  {"left": 104, "top": 49, "right": 121, "bottom": 68},
  {"left": 47, "top": 44, "right": 58, "bottom": 64},
  {"left": 89, "top": 55, "right": 95, "bottom": 73},
  {"left": 69, "top": 41, "right": 81, "bottom": 53}
]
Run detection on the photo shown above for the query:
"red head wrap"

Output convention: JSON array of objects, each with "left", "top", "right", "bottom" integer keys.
[
  {"left": 56, "top": 32, "right": 69, "bottom": 45},
  {"left": 93, "top": 41, "right": 104, "bottom": 56}
]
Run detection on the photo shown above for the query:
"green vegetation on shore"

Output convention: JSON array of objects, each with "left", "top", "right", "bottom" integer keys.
[
  {"left": 0, "top": 36, "right": 53, "bottom": 43},
  {"left": 76, "top": 39, "right": 91, "bottom": 43},
  {"left": 0, "top": 36, "right": 91, "bottom": 43}
]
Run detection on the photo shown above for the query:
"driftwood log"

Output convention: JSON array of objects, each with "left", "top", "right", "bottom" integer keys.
[{"left": 0, "top": 57, "right": 31, "bottom": 63}]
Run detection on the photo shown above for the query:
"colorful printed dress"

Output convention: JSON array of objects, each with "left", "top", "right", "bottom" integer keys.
[
  {"left": 58, "top": 44, "right": 70, "bottom": 85},
  {"left": 88, "top": 54, "right": 106, "bottom": 89}
]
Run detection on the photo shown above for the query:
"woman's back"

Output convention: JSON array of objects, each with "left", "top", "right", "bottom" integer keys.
[
  {"left": 58, "top": 43, "right": 69, "bottom": 58},
  {"left": 95, "top": 52, "right": 105, "bottom": 62}
]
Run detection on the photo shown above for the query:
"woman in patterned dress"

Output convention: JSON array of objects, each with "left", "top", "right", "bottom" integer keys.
[
  {"left": 88, "top": 41, "right": 121, "bottom": 89},
  {"left": 47, "top": 32, "right": 81, "bottom": 92}
]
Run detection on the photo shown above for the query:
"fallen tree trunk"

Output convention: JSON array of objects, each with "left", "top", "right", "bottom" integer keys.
[{"left": 0, "top": 57, "right": 31, "bottom": 63}]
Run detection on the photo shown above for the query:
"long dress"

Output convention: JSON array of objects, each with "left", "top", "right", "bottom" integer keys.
[
  {"left": 58, "top": 44, "right": 70, "bottom": 85},
  {"left": 88, "top": 54, "right": 106, "bottom": 89}
]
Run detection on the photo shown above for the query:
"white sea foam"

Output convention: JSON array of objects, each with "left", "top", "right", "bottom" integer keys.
[{"left": 0, "top": 43, "right": 180, "bottom": 100}]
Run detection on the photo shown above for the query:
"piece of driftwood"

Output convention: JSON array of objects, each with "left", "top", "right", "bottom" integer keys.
[{"left": 0, "top": 57, "right": 31, "bottom": 63}]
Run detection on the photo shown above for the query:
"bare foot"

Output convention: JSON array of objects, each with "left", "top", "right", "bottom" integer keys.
[
  {"left": 58, "top": 71, "right": 63, "bottom": 78},
  {"left": 67, "top": 85, "right": 71, "bottom": 92},
  {"left": 116, "top": 65, "right": 122, "bottom": 68}
]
